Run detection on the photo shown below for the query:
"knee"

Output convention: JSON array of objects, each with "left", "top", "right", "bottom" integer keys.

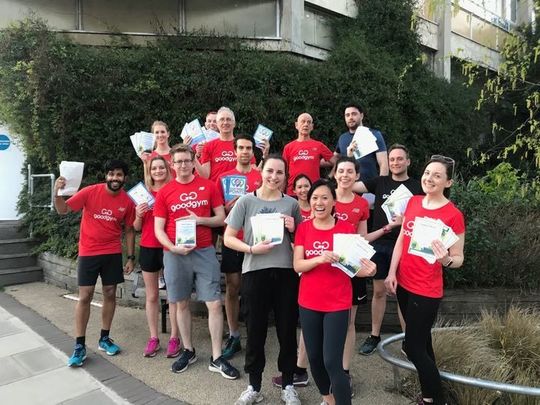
[
  {"left": 206, "top": 300, "right": 222, "bottom": 313},
  {"left": 102, "top": 287, "right": 117, "bottom": 301},
  {"left": 78, "top": 293, "right": 93, "bottom": 306},
  {"left": 176, "top": 300, "right": 190, "bottom": 311},
  {"left": 373, "top": 289, "right": 386, "bottom": 300},
  {"left": 146, "top": 290, "right": 159, "bottom": 304}
]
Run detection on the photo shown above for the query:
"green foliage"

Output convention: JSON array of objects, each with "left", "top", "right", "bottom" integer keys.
[
  {"left": 448, "top": 164, "right": 540, "bottom": 288},
  {"left": 0, "top": 2, "right": 486, "bottom": 259}
]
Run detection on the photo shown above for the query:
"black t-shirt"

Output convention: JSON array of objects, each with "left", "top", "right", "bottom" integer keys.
[{"left": 363, "top": 175, "right": 424, "bottom": 242}]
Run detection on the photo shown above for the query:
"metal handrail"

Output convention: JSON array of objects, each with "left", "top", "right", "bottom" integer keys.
[
  {"left": 27, "top": 164, "right": 55, "bottom": 210},
  {"left": 378, "top": 331, "right": 540, "bottom": 397}
]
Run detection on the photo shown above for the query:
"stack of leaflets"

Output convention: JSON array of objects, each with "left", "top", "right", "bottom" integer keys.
[
  {"left": 129, "top": 131, "right": 155, "bottom": 157},
  {"left": 381, "top": 184, "right": 414, "bottom": 223},
  {"left": 253, "top": 124, "right": 273, "bottom": 149},
  {"left": 408, "top": 217, "right": 459, "bottom": 263},
  {"left": 221, "top": 175, "right": 247, "bottom": 202},
  {"left": 250, "top": 213, "right": 284, "bottom": 245},
  {"left": 127, "top": 182, "right": 155, "bottom": 207},
  {"left": 332, "top": 234, "right": 376, "bottom": 278},
  {"left": 351, "top": 126, "right": 378, "bottom": 160},
  {"left": 180, "top": 119, "right": 219, "bottom": 146},
  {"left": 175, "top": 218, "right": 196, "bottom": 247},
  {"left": 58, "top": 161, "right": 84, "bottom": 196}
]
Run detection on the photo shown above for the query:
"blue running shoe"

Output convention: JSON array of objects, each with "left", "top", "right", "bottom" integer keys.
[
  {"left": 98, "top": 336, "right": 121, "bottom": 356},
  {"left": 68, "top": 344, "right": 87, "bottom": 367}
]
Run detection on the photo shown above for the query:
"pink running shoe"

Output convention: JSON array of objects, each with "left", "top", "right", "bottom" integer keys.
[
  {"left": 143, "top": 337, "right": 160, "bottom": 357},
  {"left": 166, "top": 337, "right": 182, "bottom": 358}
]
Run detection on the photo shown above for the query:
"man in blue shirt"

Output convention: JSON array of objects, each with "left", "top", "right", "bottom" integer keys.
[{"left": 334, "top": 103, "right": 388, "bottom": 182}]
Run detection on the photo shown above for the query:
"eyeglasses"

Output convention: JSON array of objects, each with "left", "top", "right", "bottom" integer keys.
[
  {"left": 430, "top": 155, "right": 455, "bottom": 178},
  {"left": 173, "top": 159, "right": 193, "bottom": 166}
]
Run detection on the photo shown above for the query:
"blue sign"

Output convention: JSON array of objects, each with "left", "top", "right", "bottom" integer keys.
[{"left": 0, "top": 134, "right": 10, "bottom": 151}]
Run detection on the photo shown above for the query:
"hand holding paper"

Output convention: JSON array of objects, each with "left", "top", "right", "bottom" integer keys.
[{"left": 58, "top": 161, "right": 84, "bottom": 196}]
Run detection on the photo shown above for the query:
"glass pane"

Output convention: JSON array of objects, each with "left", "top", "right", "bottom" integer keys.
[
  {"left": 82, "top": 0, "right": 178, "bottom": 33},
  {"left": 303, "top": 7, "right": 333, "bottom": 49},
  {"left": 185, "top": 0, "right": 277, "bottom": 38},
  {"left": 0, "top": 0, "right": 76, "bottom": 30},
  {"left": 451, "top": 8, "right": 472, "bottom": 38}
]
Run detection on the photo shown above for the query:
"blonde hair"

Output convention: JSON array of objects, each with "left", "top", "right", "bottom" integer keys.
[
  {"left": 144, "top": 155, "right": 171, "bottom": 191},
  {"left": 150, "top": 120, "right": 170, "bottom": 150}
]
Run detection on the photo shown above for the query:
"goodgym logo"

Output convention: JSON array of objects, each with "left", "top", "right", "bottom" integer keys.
[
  {"left": 335, "top": 212, "right": 349, "bottom": 221},
  {"left": 179, "top": 192, "right": 197, "bottom": 201},
  {"left": 215, "top": 150, "right": 236, "bottom": 163},
  {"left": 171, "top": 191, "right": 209, "bottom": 212},
  {"left": 305, "top": 240, "right": 330, "bottom": 256},
  {"left": 293, "top": 149, "right": 314, "bottom": 162},
  {"left": 93, "top": 208, "right": 117, "bottom": 222}
]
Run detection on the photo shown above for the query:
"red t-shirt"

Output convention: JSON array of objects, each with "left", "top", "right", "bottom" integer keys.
[
  {"left": 200, "top": 138, "right": 256, "bottom": 182},
  {"left": 283, "top": 139, "right": 333, "bottom": 195},
  {"left": 66, "top": 184, "right": 135, "bottom": 256},
  {"left": 300, "top": 208, "right": 312, "bottom": 222},
  {"left": 139, "top": 190, "right": 161, "bottom": 248},
  {"left": 397, "top": 195, "right": 465, "bottom": 298},
  {"left": 295, "top": 219, "right": 356, "bottom": 312},
  {"left": 335, "top": 195, "right": 370, "bottom": 231},
  {"left": 153, "top": 176, "right": 223, "bottom": 250}
]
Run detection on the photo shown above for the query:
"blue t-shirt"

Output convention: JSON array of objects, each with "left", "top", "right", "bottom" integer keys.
[{"left": 335, "top": 128, "right": 387, "bottom": 182}]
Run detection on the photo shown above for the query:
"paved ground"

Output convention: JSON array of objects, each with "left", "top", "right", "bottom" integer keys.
[{"left": 2, "top": 282, "right": 412, "bottom": 404}]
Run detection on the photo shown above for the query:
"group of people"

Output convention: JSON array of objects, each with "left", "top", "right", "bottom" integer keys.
[{"left": 53, "top": 104, "right": 465, "bottom": 405}]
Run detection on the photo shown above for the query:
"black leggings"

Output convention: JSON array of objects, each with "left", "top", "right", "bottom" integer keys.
[
  {"left": 299, "top": 306, "right": 351, "bottom": 405},
  {"left": 397, "top": 285, "right": 443, "bottom": 403}
]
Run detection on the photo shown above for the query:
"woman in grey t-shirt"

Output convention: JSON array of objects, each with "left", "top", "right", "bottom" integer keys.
[{"left": 225, "top": 155, "right": 303, "bottom": 405}]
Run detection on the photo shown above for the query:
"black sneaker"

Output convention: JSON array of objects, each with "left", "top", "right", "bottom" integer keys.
[
  {"left": 359, "top": 335, "right": 381, "bottom": 356},
  {"left": 209, "top": 355, "right": 240, "bottom": 380},
  {"left": 171, "top": 348, "right": 197, "bottom": 373}
]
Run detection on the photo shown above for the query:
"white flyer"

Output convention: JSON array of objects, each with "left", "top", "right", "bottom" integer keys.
[
  {"left": 250, "top": 213, "right": 284, "bottom": 245},
  {"left": 175, "top": 219, "right": 196, "bottom": 247},
  {"left": 58, "top": 161, "right": 84, "bottom": 196},
  {"left": 129, "top": 131, "right": 155, "bottom": 156},
  {"left": 381, "top": 184, "right": 413, "bottom": 222},
  {"left": 351, "top": 126, "right": 378, "bottom": 160},
  {"left": 332, "top": 233, "right": 376, "bottom": 278},
  {"left": 127, "top": 182, "right": 155, "bottom": 207},
  {"left": 253, "top": 124, "right": 273, "bottom": 149}
]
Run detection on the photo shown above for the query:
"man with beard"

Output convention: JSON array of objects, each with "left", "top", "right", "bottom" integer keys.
[
  {"left": 54, "top": 159, "right": 136, "bottom": 367},
  {"left": 352, "top": 144, "right": 423, "bottom": 355}
]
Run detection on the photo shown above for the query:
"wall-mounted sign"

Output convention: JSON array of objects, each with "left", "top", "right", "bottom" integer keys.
[{"left": 0, "top": 134, "right": 10, "bottom": 151}]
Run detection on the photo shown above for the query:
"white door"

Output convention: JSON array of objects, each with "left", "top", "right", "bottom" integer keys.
[{"left": 0, "top": 127, "right": 25, "bottom": 220}]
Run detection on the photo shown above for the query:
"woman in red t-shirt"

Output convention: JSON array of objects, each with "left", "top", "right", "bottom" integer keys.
[
  {"left": 141, "top": 121, "right": 174, "bottom": 175},
  {"left": 293, "top": 174, "right": 312, "bottom": 221},
  {"left": 133, "top": 156, "right": 181, "bottom": 358},
  {"left": 385, "top": 156, "right": 465, "bottom": 405},
  {"left": 294, "top": 179, "right": 376, "bottom": 405}
]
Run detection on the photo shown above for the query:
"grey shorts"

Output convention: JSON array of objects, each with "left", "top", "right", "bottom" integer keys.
[{"left": 163, "top": 247, "right": 221, "bottom": 303}]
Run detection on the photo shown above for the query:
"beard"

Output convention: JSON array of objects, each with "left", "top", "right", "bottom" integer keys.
[{"left": 106, "top": 179, "right": 124, "bottom": 192}]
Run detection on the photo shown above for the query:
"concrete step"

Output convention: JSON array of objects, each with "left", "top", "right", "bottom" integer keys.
[
  {"left": 0, "top": 253, "right": 37, "bottom": 269},
  {"left": 0, "top": 221, "right": 27, "bottom": 240},
  {"left": 0, "top": 266, "right": 43, "bottom": 287},
  {"left": 0, "top": 238, "right": 38, "bottom": 255}
]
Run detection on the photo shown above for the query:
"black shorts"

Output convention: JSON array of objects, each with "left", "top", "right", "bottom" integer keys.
[
  {"left": 77, "top": 254, "right": 124, "bottom": 286},
  {"left": 371, "top": 241, "right": 394, "bottom": 280},
  {"left": 220, "top": 245, "right": 244, "bottom": 274},
  {"left": 351, "top": 277, "right": 368, "bottom": 306},
  {"left": 139, "top": 246, "right": 163, "bottom": 273}
]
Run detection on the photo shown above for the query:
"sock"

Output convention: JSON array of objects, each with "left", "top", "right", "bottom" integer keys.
[
  {"left": 249, "top": 373, "right": 262, "bottom": 392},
  {"left": 230, "top": 330, "right": 240, "bottom": 338},
  {"left": 281, "top": 372, "right": 293, "bottom": 389},
  {"left": 371, "top": 334, "right": 381, "bottom": 339},
  {"left": 344, "top": 369, "right": 350, "bottom": 375},
  {"left": 75, "top": 336, "right": 85, "bottom": 346},
  {"left": 294, "top": 366, "right": 307, "bottom": 375},
  {"left": 100, "top": 329, "right": 110, "bottom": 339}
]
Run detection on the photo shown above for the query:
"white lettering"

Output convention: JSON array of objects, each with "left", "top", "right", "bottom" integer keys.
[
  {"left": 171, "top": 199, "right": 209, "bottom": 212},
  {"left": 215, "top": 156, "right": 237, "bottom": 163},
  {"left": 93, "top": 213, "right": 117, "bottom": 222},
  {"left": 293, "top": 155, "right": 315, "bottom": 162},
  {"left": 179, "top": 192, "right": 197, "bottom": 202},
  {"left": 335, "top": 212, "right": 349, "bottom": 221}
]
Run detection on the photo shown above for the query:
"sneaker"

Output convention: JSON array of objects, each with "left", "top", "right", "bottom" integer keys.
[
  {"left": 222, "top": 335, "right": 242, "bottom": 360},
  {"left": 98, "top": 336, "right": 121, "bottom": 356},
  {"left": 158, "top": 275, "right": 166, "bottom": 289},
  {"left": 235, "top": 385, "right": 264, "bottom": 405},
  {"left": 166, "top": 337, "right": 182, "bottom": 358},
  {"left": 359, "top": 335, "right": 381, "bottom": 356},
  {"left": 281, "top": 385, "right": 301, "bottom": 405},
  {"left": 348, "top": 374, "right": 354, "bottom": 398},
  {"left": 208, "top": 355, "right": 240, "bottom": 380},
  {"left": 143, "top": 337, "right": 160, "bottom": 357},
  {"left": 272, "top": 372, "right": 309, "bottom": 388},
  {"left": 67, "top": 344, "right": 87, "bottom": 367},
  {"left": 171, "top": 348, "right": 197, "bottom": 373}
]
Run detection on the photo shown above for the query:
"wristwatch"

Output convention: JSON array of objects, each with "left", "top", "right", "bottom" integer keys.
[
  {"left": 444, "top": 257, "right": 453, "bottom": 267},
  {"left": 127, "top": 255, "right": 136, "bottom": 261}
]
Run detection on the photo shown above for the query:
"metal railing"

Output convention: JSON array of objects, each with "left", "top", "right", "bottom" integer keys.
[
  {"left": 27, "top": 164, "right": 55, "bottom": 211},
  {"left": 378, "top": 331, "right": 540, "bottom": 397}
]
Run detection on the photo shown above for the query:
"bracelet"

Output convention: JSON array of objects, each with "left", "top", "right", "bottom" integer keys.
[
  {"left": 126, "top": 255, "right": 136, "bottom": 261},
  {"left": 444, "top": 257, "right": 453, "bottom": 267},
  {"left": 382, "top": 225, "right": 391, "bottom": 234}
]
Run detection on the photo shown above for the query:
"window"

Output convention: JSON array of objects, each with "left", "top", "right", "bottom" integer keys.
[
  {"left": 185, "top": 0, "right": 279, "bottom": 38},
  {"left": 303, "top": 6, "right": 333, "bottom": 49},
  {"left": 0, "top": 0, "right": 76, "bottom": 30}
]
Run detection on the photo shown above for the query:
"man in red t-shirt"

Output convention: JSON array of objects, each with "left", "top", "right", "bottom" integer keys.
[
  {"left": 283, "top": 112, "right": 336, "bottom": 195},
  {"left": 154, "top": 144, "right": 239, "bottom": 379},
  {"left": 54, "top": 159, "right": 136, "bottom": 368},
  {"left": 215, "top": 134, "right": 262, "bottom": 360}
]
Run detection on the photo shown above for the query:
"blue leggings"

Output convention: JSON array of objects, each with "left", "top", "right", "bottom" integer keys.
[{"left": 299, "top": 306, "right": 351, "bottom": 405}]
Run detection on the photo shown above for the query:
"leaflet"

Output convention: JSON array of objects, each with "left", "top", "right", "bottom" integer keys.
[
  {"left": 381, "top": 184, "right": 413, "bottom": 223},
  {"left": 221, "top": 175, "right": 247, "bottom": 202},
  {"left": 408, "top": 217, "right": 458, "bottom": 263},
  {"left": 129, "top": 131, "right": 155, "bottom": 157},
  {"left": 253, "top": 124, "right": 273, "bottom": 149},
  {"left": 250, "top": 213, "right": 284, "bottom": 245},
  {"left": 127, "top": 181, "right": 155, "bottom": 207},
  {"left": 175, "top": 219, "right": 196, "bottom": 247},
  {"left": 351, "top": 126, "right": 378, "bottom": 160},
  {"left": 181, "top": 119, "right": 206, "bottom": 146},
  {"left": 58, "top": 161, "right": 84, "bottom": 196},
  {"left": 331, "top": 234, "right": 376, "bottom": 278}
]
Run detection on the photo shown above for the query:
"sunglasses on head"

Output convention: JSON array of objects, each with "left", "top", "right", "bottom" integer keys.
[{"left": 430, "top": 155, "right": 455, "bottom": 178}]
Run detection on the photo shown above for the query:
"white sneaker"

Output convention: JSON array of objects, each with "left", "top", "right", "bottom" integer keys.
[
  {"left": 158, "top": 275, "right": 166, "bottom": 289},
  {"left": 281, "top": 385, "right": 301, "bottom": 405},
  {"left": 235, "top": 385, "right": 263, "bottom": 405}
]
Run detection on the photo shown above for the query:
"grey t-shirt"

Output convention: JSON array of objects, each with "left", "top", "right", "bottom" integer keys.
[{"left": 225, "top": 192, "right": 302, "bottom": 273}]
